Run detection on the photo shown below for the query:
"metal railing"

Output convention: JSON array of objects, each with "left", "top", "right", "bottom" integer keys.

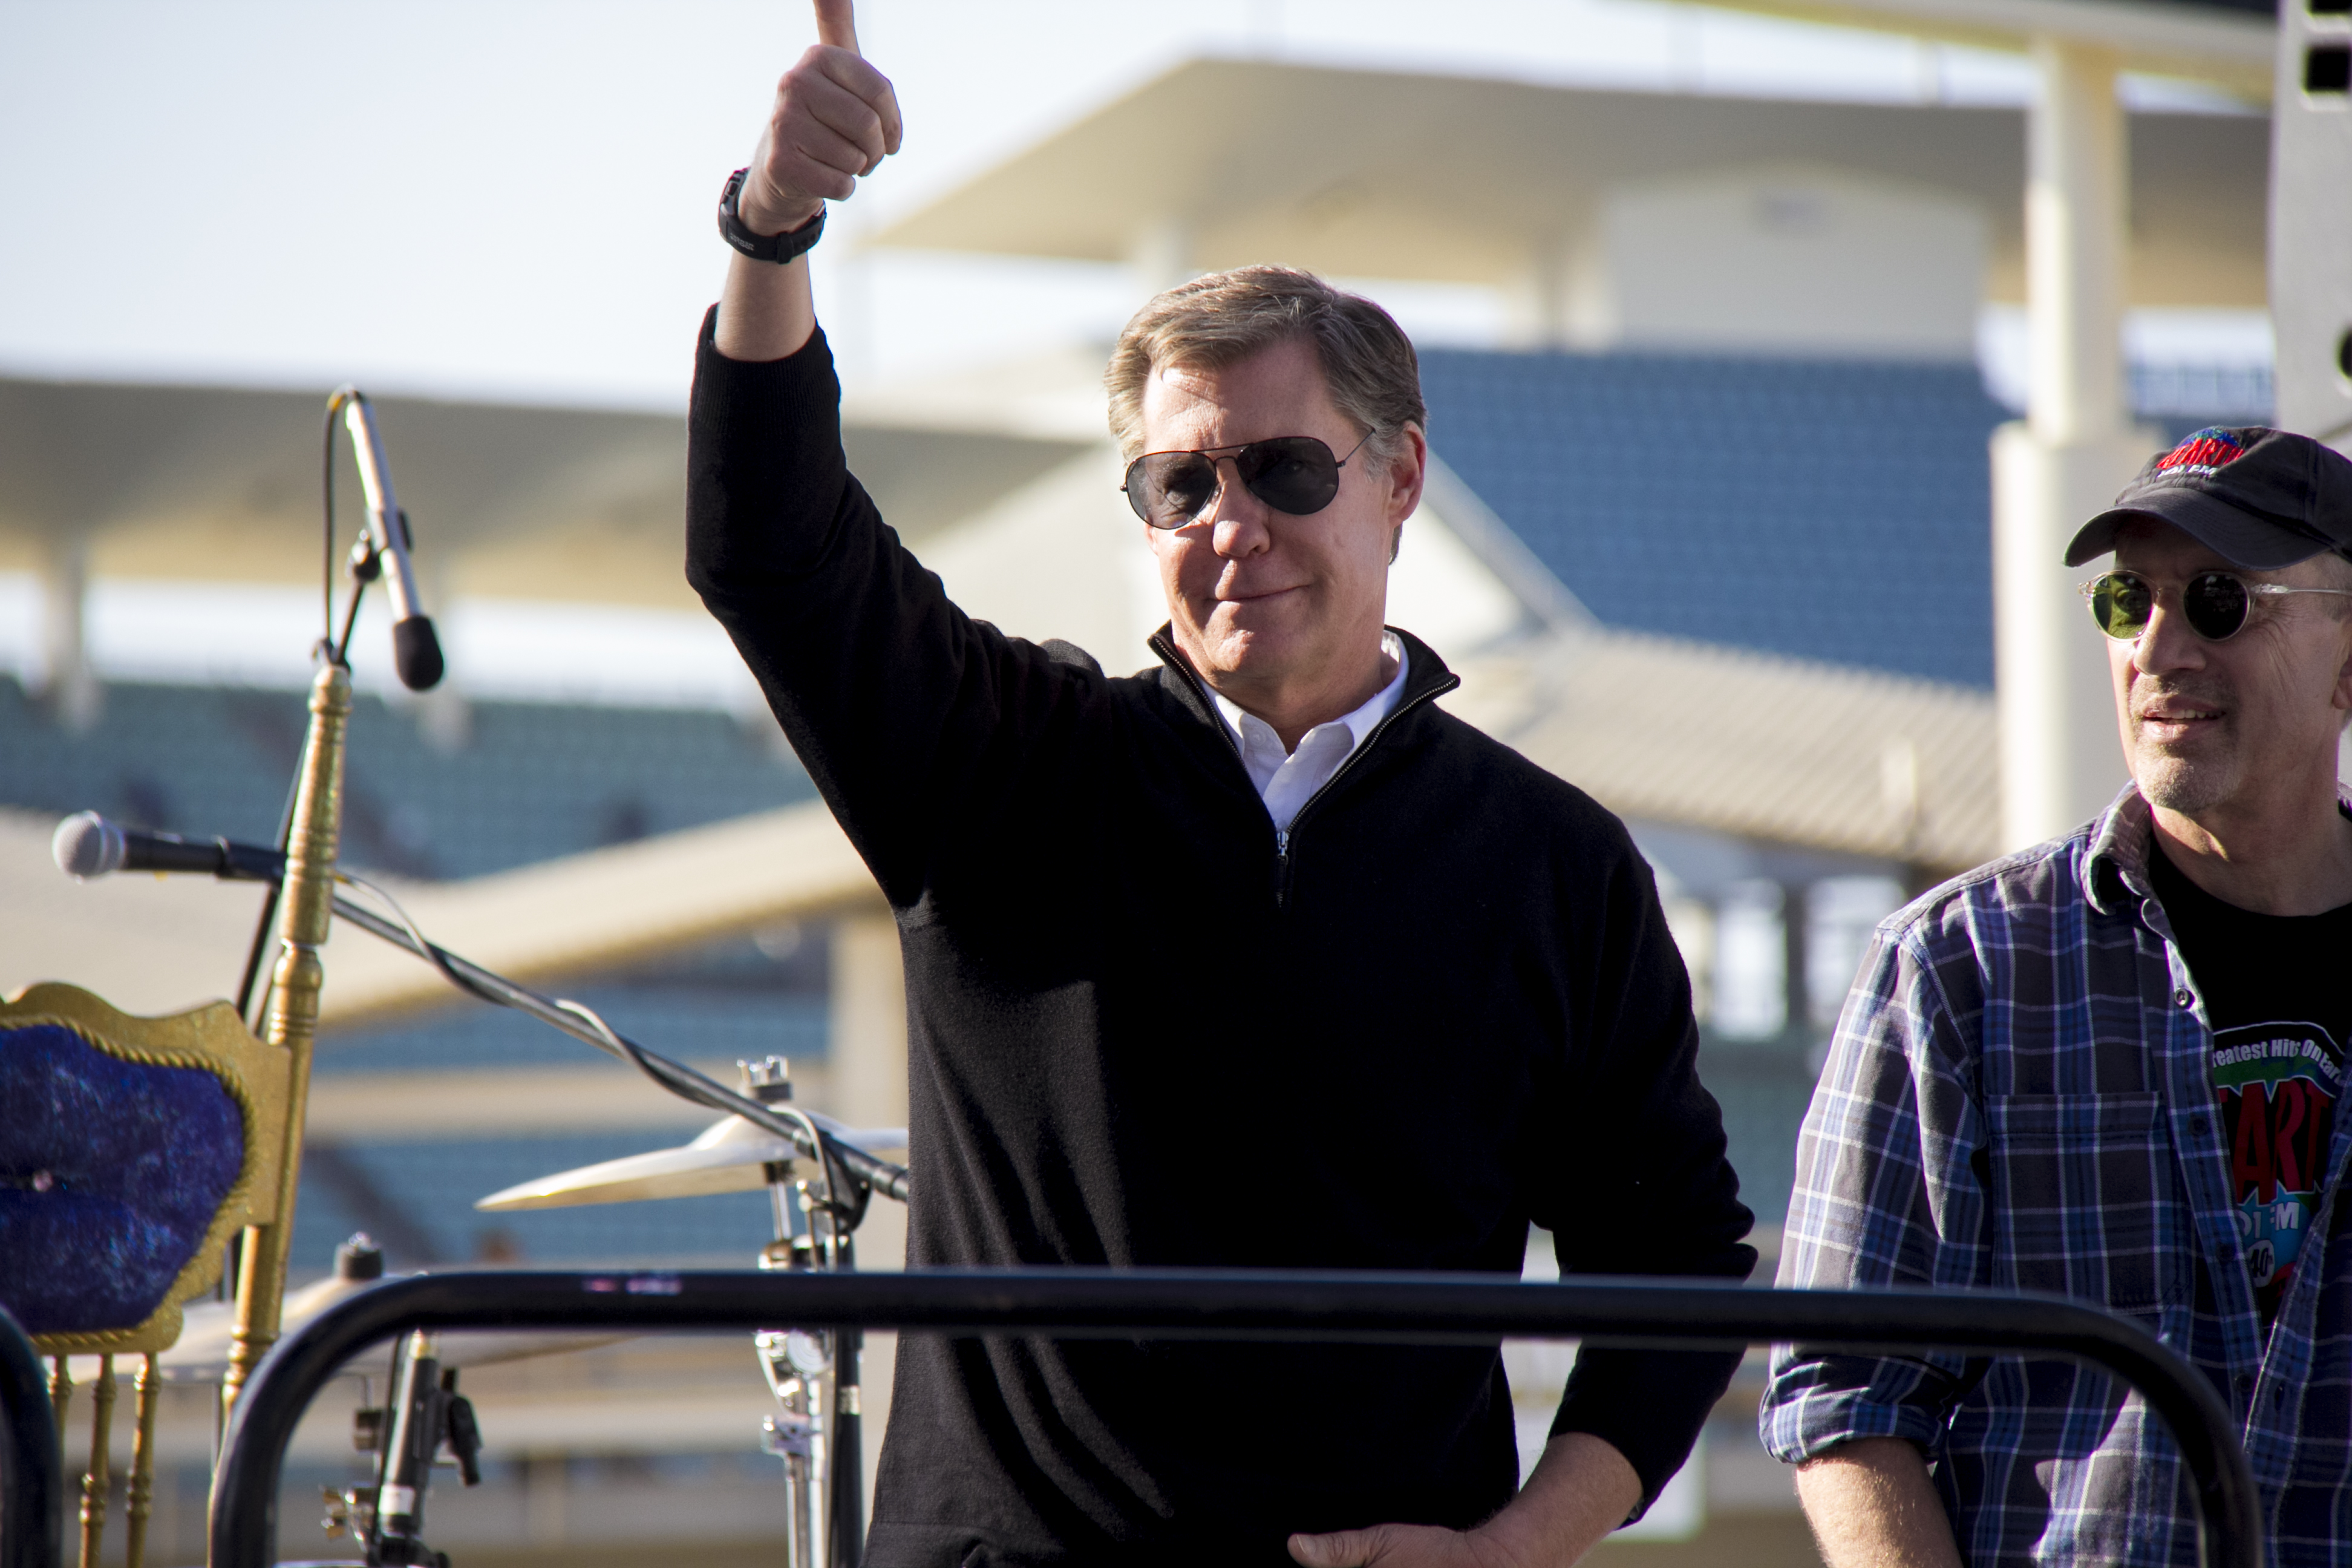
[
  {"left": 1, "top": 1305, "right": 64, "bottom": 1568},
  {"left": 211, "top": 1269, "right": 2262, "bottom": 1568}
]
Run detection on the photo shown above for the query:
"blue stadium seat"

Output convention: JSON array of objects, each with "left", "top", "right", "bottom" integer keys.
[
  {"left": 1420, "top": 346, "right": 2270, "bottom": 690},
  {"left": 0, "top": 679, "right": 818, "bottom": 880},
  {"left": 1420, "top": 347, "right": 2010, "bottom": 687}
]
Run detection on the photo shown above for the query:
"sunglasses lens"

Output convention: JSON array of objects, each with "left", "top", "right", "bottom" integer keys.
[
  {"left": 1238, "top": 437, "right": 1342, "bottom": 516},
  {"left": 2084, "top": 572, "right": 2255, "bottom": 642},
  {"left": 2089, "top": 573, "right": 2152, "bottom": 639},
  {"left": 2184, "top": 573, "right": 2250, "bottom": 640},
  {"left": 1125, "top": 438, "right": 1347, "bottom": 526},
  {"left": 1127, "top": 454, "right": 1221, "bottom": 527}
]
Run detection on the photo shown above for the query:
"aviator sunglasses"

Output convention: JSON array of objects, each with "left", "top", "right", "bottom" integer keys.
[
  {"left": 1121, "top": 434, "right": 1368, "bottom": 529},
  {"left": 2080, "top": 569, "right": 2352, "bottom": 643}
]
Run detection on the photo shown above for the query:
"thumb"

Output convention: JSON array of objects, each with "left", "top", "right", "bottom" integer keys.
[
  {"left": 1289, "top": 1530, "right": 1373, "bottom": 1567},
  {"left": 812, "top": 0, "right": 860, "bottom": 54}
]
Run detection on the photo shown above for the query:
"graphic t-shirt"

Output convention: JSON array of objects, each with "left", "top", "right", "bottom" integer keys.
[{"left": 2152, "top": 841, "right": 2352, "bottom": 1327}]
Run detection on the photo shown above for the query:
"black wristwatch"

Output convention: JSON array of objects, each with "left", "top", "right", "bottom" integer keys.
[{"left": 717, "top": 167, "right": 825, "bottom": 263}]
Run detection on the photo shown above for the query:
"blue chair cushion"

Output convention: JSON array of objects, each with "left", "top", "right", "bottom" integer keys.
[{"left": 0, "top": 1022, "right": 246, "bottom": 1338}]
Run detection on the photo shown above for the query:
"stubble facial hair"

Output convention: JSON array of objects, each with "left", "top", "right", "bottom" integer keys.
[{"left": 2129, "top": 675, "right": 2240, "bottom": 815}]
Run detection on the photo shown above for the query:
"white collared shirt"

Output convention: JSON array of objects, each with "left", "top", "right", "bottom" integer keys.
[{"left": 1209, "top": 630, "right": 1411, "bottom": 833}]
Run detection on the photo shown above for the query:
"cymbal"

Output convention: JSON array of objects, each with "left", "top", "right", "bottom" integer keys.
[
  {"left": 158, "top": 1274, "right": 630, "bottom": 1381},
  {"left": 475, "top": 1110, "right": 908, "bottom": 1213}
]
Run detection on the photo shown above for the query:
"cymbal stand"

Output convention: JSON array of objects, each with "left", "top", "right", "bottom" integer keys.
[
  {"left": 743, "top": 1057, "right": 867, "bottom": 1568},
  {"left": 327, "top": 1329, "right": 483, "bottom": 1568}
]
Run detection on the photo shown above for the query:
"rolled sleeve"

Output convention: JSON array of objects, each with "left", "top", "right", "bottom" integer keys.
[
  {"left": 1762, "top": 1353, "right": 1968, "bottom": 1464},
  {"left": 1760, "top": 921, "right": 1991, "bottom": 1464}
]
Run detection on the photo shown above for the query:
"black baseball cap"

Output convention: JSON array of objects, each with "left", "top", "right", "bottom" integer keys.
[{"left": 2063, "top": 426, "right": 2352, "bottom": 570}]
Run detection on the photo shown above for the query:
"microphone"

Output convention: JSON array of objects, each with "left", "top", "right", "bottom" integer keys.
[
  {"left": 335, "top": 388, "right": 445, "bottom": 691},
  {"left": 53, "top": 811, "right": 287, "bottom": 882}
]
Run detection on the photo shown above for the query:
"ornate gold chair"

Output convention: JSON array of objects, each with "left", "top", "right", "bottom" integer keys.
[
  {"left": 0, "top": 982, "right": 292, "bottom": 1568},
  {"left": 3, "top": 658, "right": 349, "bottom": 1568}
]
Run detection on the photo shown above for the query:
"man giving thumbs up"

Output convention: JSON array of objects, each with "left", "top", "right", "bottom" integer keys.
[{"left": 688, "top": 6, "right": 1756, "bottom": 1564}]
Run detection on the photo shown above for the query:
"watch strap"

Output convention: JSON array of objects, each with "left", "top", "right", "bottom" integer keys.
[{"left": 718, "top": 168, "right": 825, "bottom": 264}]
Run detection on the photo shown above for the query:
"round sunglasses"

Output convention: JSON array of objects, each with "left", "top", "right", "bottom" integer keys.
[
  {"left": 2079, "top": 569, "right": 2352, "bottom": 643},
  {"left": 1120, "top": 434, "right": 1368, "bottom": 529}
]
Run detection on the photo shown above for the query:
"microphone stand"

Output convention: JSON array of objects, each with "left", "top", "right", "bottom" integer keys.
[
  {"left": 222, "top": 655, "right": 351, "bottom": 1419},
  {"left": 223, "top": 382, "right": 447, "bottom": 1427},
  {"left": 323, "top": 887, "right": 910, "bottom": 1203}
]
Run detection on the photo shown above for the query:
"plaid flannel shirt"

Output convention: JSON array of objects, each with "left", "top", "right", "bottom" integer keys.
[{"left": 1762, "top": 784, "right": 2352, "bottom": 1567}]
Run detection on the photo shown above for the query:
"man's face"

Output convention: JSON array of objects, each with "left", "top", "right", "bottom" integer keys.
[
  {"left": 1137, "top": 337, "right": 1423, "bottom": 702},
  {"left": 2108, "top": 518, "right": 2352, "bottom": 819}
]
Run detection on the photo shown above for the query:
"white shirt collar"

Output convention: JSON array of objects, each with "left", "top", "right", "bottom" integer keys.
[{"left": 1209, "top": 630, "right": 1412, "bottom": 832}]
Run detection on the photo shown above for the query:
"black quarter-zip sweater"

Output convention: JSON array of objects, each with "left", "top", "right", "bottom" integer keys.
[{"left": 685, "top": 315, "right": 1755, "bottom": 1568}]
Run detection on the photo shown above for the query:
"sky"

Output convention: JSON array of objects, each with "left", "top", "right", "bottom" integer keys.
[{"left": 0, "top": 0, "right": 2261, "bottom": 414}]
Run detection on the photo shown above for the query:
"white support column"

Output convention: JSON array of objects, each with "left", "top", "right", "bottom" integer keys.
[
  {"left": 826, "top": 909, "right": 909, "bottom": 1531},
  {"left": 2271, "top": 0, "right": 2352, "bottom": 453},
  {"left": 1126, "top": 218, "right": 1194, "bottom": 300},
  {"left": 829, "top": 912, "right": 909, "bottom": 1132},
  {"left": 1993, "top": 38, "right": 2155, "bottom": 851},
  {"left": 408, "top": 560, "right": 469, "bottom": 752},
  {"left": 38, "top": 535, "right": 101, "bottom": 732},
  {"left": 2027, "top": 39, "right": 2127, "bottom": 451},
  {"left": 1500, "top": 232, "right": 1573, "bottom": 350}
]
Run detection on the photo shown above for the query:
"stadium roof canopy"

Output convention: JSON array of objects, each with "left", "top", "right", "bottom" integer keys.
[
  {"left": 0, "top": 376, "right": 1088, "bottom": 600},
  {"left": 1719, "top": 0, "right": 2273, "bottom": 94},
  {"left": 867, "top": 56, "right": 2269, "bottom": 309}
]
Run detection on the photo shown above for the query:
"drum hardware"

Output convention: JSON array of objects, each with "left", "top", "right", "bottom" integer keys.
[
  {"left": 165, "top": 1235, "right": 633, "bottom": 1383},
  {"left": 351, "top": 1407, "right": 386, "bottom": 1453},
  {"left": 136, "top": 1229, "right": 627, "bottom": 1568},
  {"left": 471, "top": 1111, "right": 906, "bottom": 1213},
  {"left": 464, "top": 1066, "right": 906, "bottom": 1565},
  {"left": 321, "top": 1483, "right": 375, "bottom": 1548},
  {"left": 173, "top": 1233, "right": 526, "bottom": 1568},
  {"left": 328, "top": 1329, "right": 483, "bottom": 1568},
  {"left": 742, "top": 1055, "right": 866, "bottom": 1568}
]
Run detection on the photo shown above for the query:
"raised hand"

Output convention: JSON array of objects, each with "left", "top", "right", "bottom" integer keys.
[{"left": 737, "top": 0, "right": 903, "bottom": 236}]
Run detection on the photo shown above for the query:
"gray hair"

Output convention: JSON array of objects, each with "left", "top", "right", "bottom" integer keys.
[{"left": 1105, "top": 266, "right": 1425, "bottom": 462}]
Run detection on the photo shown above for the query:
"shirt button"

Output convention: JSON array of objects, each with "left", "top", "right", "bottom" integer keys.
[
  {"left": 2189, "top": 1116, "right": 2212, "bottom": 1138},
  {"left": 2174, "top": 988, "right": 2195, "bottom": 1008},
  {"left": 2236, "top": 1373, "right": 2255, "bottom": 1395}
]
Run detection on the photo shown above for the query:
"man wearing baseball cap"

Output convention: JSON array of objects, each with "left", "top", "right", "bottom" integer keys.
[{"left": 1761, "top": 426, "right": 2352, "bottom": 1566}]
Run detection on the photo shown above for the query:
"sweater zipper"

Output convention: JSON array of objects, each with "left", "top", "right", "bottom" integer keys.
[
  {"left": 1148, "top": 632, "right": 1458, "bottom": 909},
  {"left": 1270, "top": 679, "right": 1455, "bottom": 908}
]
